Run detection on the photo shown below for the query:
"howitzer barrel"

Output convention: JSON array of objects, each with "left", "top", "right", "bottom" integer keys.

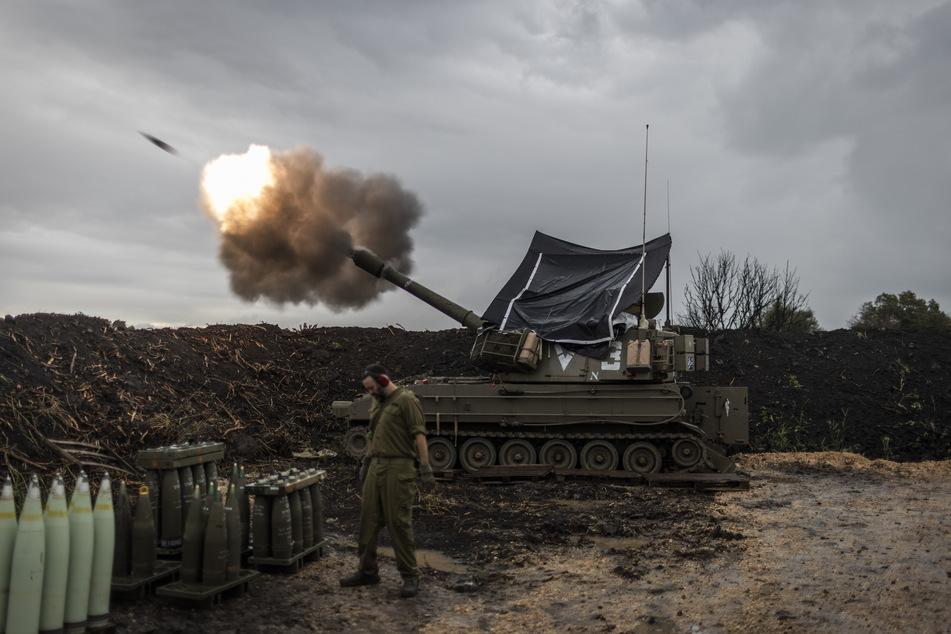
[{"left": 350, "top": 247, "right": 483, "bottom": 330}]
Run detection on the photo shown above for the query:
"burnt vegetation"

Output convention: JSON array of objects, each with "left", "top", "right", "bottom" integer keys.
[{"left": 0, "top": 313, "right": 949, "bottom": 482}]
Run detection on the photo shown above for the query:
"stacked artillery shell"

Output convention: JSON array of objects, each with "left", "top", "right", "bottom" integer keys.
[
  {"left": 178, "top": 483, "right": 248, "bottom": 589},
  {"left": 88, "top": 473, "right": 115, "bottom": 630},
  {"left": 228, "top": 464, "right": 251, "bottom": 553},
  {"left": 6, "top": 475, "right": 45, "bottom": 634},
  {"left": 160, "top": 468, "right": 182, "bottom": 549},
  {"left": 179, "top": 466, "right": 194, "bottom": 533},
  {"left": 153, "top": 464, "right": 260, "bottom": 607},
  {"left": 180, "top": 485, "right": 204, "bottom": 584},
  {"left": 251, "top": 495, "right": 272, "bottom": 559},
  {"left": 204, "top": 462, "right": 217, "bottom": 490},
  {"left": 202, "top": 490, "right": 228, "bottom": 586},
  {"left": 228, "top": 465, "right": 239, "bottom": 501},
  {"left": 39, "top": 474, "right": 69, "bottom": 634},
  {"left": 299, "top": 487, "right": 314, "bottom": 549},
  {"left": 131, "top": 486, "right": 156, "bottom": 577},
  {"left": 133, "top": 442, "right": 226, "bottom": 553},
  {"left": 144, "top": 471, "right": 160, "bottom": 537},
  {"left": 191, "top": 464, "right": 206, "bottom": 502},
  {"left": 112, "top": 481, "right": 132, "bottom": 577},
  {"left": 201, "top": 483, "right": 214, "bottom": 527},
  {"left": 270, "top": 495, "right": 293, "bottom": 560},
  {"left": 246, "top": 468, "right": 326, "bottom": 568},
  {"left": 64, "top": 471, "right": 93, "bottom": 634},
  {"left": 289, "top": 490, "right": 303, "bottom": 555},
  {"left": 0, "top": 477, "right": 17, "bottom": 630}
]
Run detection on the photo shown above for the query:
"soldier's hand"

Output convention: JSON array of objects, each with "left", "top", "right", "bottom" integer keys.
[
  {"left": 358, "top": 457, "right": 371, "bottom": 484},
  {"left": 419, "top": 463, "right": 435, "bottom": 493}
]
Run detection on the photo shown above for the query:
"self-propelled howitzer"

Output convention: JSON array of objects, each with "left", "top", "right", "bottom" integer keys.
[{"left": 333, "top": 244, "right": 748, "bottom": 474}]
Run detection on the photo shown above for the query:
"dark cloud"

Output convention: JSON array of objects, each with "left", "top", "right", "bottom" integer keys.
[{"left": 2, "top": 1, "right": 949, "bottom": 330}]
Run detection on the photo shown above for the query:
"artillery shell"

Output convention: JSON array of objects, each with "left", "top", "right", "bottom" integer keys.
[
  {"left": 201, "top": 482, "right": 214, "bottom": 528},
  {"left": 0, "top": 476, "right": 18, "bottom": 631},
  {"left": 179, "top": 467, "right": 194, "bottom": 532},
  {"left": 144, "top": 470, "right": 161, "bottom": 538},
  {"left": 270, "top": 495, "right": 293, "bottom": 560},
  {"left": 203, "top": 462, "right": 218, "bottom": 491},
  {"left": 39, "top": 474, "right": 69, "bottom": 634},
  {"left": 112, "top": 481, "right": 132, "bottom": 577},
  {"left": 131, "top": 486, "right": 156, "bottom": 577},
  {"left": 180, "top": 485, "right": 204, "bottom": 584},
  {"left": 202, "top": 490, "right": 228, "bottom": 586},
  {"left": 159, "top": 469, "right": 182, "bottom": 549},
  {"left": 88, "top": 472, "right": 115, "bottom": 629},
  {"left": 64, "top": 471, "right": 94, "bottom": 634},
  {"left": 7, "top": 475, "right": 45, "bottom": 634},
  {"left": 289, "top": 490, "right": 302, "bottom": 555},
  {"left": 224, "top": 485, "right": 241, "bottom": 582},
  {"left": 192, "top": 463, "right": 207, "bottom": 500},
  {"left": 299, "top": 486, "right": 314, "bottom": 549},
  {"left": 251, "top": 495, "right": 272, "bottom": 558}
]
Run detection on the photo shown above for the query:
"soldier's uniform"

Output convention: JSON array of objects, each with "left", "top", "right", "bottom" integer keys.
[{"left": 356, "top": 386, "right": 426, "bottom": 581}]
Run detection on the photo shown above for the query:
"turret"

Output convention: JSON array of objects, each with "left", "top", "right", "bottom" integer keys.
[{"left": 347, "top": 244, "right": 709, "bottom": 384}]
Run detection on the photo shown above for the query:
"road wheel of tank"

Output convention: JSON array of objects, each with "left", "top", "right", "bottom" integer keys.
[
  {"left": 459, "top": 438, "right": 497, "bottom": 473},
  {"left": 671, "top": 438, "right": 705, "bottom": 470},
  {"left": 539, "top": 440, "right": 577, "bottom": 469},
  {"left": 498, "top": 439, "right": 537, "bottom": 466},
  {"left": 343, "top": 427, "right": 369, "bottom": 459},
  {"left": 580, "top": 440, "right": 619, "bottom": 471},
  {"left": 427, "top": 437, "right": 457, "bottom": 471},
  {"left": 622, "top": 442, "right": 662, "bottom": 474}
]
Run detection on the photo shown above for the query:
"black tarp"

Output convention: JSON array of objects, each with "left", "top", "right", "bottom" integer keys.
[{"left": 481, "top": 231, "right": 672, "bottom": 358}]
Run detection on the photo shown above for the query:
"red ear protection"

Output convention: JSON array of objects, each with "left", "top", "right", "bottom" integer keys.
[{"left": 377, "top": 373, "right": 390, "bottom": 386}]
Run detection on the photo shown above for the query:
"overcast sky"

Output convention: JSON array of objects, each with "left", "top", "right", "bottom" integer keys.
[{"left": 2, "top": 1, "right": 949, "bottom": 333}]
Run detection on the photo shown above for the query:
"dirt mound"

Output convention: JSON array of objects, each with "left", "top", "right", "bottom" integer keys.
[
  {"left": 0, "top": 313, "right": 949, "bottom": 478},
  {"left": 700, "top": 328, "right": 951, "bottom": 460}
]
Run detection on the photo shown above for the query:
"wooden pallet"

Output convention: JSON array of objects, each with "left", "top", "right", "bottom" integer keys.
[
  {"left": 248, "top": 539, "right": 327, "bottom": 573},
  {"left": 553, "top": 468, "right": 646, "bottom": 482},
  {"left": 155, "top": 569, "right": 258, "bottom": 608},
  {"left": 642, "top": 472, "right": 750, "bottom": 490},
  {"left": 461, "top": 464, "right": 749, "bottom": 490},
  {"left": 111, "top": 561, "right": 181, "bottom": 599},
  {"left": 467, "top": 464, "right": 554, "bottom": 483}
]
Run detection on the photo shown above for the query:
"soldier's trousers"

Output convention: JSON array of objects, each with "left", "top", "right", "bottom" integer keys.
[{"left": 357, "top": 457, "right": 420, "bottom": 580}]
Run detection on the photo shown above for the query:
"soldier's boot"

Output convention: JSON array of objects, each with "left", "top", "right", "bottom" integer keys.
[{"left": 400, "top": 577, "right": 420, "bottom": 598}]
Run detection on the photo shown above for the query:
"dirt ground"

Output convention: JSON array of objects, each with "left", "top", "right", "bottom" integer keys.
[
  {"left": 1, "top": 314, "right": 950, "bottom": 632},
  {"left": 110, "top": 451, "right": 951, "bottom": 634}
]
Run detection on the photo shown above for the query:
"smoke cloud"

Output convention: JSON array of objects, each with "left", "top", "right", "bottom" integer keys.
[{"left": 201, "top": 146, "right": 422, "bottom": 310}]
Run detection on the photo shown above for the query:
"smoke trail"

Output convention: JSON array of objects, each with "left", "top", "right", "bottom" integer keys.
[{"left": 200, "top": 145, "right": 422, "bottom": 310}]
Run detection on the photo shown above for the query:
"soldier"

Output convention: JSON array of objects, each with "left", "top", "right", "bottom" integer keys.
[{"left": 340, "top": 364, "right": 435, "bottom": 598}]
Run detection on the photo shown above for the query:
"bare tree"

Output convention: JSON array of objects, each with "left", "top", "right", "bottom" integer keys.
[{"left": 680, "top": 251, "right": 811, "bottom": 331}]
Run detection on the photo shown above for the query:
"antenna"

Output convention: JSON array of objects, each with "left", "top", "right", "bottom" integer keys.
[
  {"left": 640, "top": 124, "right": 649, "bottom": 328},
  {"left": 665, "top": 178, "right": 672, "bottom": 327},
  {"left": 666, "top": 178, "right": 671, "bottom": 233}
]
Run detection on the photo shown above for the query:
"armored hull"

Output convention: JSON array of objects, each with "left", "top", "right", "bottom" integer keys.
[{"left": 335, "top": 327, "right": 748, "bottom": 474}]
